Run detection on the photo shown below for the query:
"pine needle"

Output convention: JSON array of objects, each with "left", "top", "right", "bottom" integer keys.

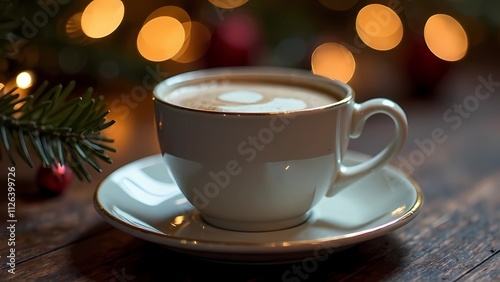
[{"left": 0, "top": 82, "right": 116, "bottom": 182}]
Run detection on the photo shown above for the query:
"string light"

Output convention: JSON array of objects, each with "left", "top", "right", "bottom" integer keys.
[{"left": 16, "top": 71, "right": 33, "bottom": 89}]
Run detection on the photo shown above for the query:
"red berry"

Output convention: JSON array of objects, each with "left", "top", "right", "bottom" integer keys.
[{"left": 36, "top": 164, "right": 74, "bottom": 195}]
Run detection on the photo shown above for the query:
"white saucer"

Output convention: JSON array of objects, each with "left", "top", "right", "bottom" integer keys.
[{"left": 94, "top": 151, "right": 423, "bottom": 263}]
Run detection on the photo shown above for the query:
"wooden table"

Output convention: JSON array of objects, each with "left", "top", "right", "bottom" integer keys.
[{"left": 1, "top": 54, "right": 499, "bottom": 281}]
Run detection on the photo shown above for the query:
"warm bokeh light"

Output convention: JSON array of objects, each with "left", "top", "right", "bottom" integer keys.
[
  {"left": 81, "top": 0, "right": 124, "bottom": 39},
  {"left": 355, "top": 4, "right": 403, "bottom": 51},
  {"left": 0, "top": 83, "right": 5, "bottom": 91},
  {"left": 172, "top": 21, "right": 211, "bottom": 63},
  {"left": 209, "top": 0, "right": 249, "bottom": 9},
  {"left": 145, "top": 6, "right": 192, "bottom": 53},
  {"left": 137, "top": 16, "right": 186, "bottom": 62},
  {"left": 65, "top": 12, "right": 82, "bottom": 38},
  {"left": 424, "top": 14, "right": 468, "bottom": 62},
  {"left": 311, "top": 43, "right": 356, "bottom": 83},
  {"left": 65, "top": 12, "right": 93, "bottom": 44},
  {"left": 16, "top": 71, "right": 33, "bottom": 89},
  {"left": 145, "top": 6, "right": 191, "bottom": 26},
  {"left": 319, "top": 0, "right": 359, "bottom": 11}
]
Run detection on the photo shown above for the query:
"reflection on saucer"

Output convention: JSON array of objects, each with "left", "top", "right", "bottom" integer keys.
[
  {"left": 95, "top": 152, "right": 423, "bottom": 263},
  {"left": 109, "top": 157, "right": 179, "bottom": 206},
  {"left": 111, "top": 205, "right": 163, "bottom": 234}
]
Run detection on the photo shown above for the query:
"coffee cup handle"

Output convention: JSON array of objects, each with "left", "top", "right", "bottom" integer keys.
[{"left": 326, "top": 98, "right": 408, "bottom": 197}]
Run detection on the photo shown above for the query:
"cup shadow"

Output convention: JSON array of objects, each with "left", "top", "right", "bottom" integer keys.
[
  {"left": 140, "top": 233, "right": 404, "bottom": 281},
  {"left": 67, "top": 225, "right": 403, "bottom": 281}
]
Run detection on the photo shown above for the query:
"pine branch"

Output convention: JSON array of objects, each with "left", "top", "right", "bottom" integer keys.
[{"left": 0, "top": 81, "right": 116, "bottom": 182}]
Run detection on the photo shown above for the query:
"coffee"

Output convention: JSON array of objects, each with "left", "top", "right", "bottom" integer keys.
[
  {"left": 154, "top": 67, "right": 409, "bottom": 231},
  {"left": 164, "top": 81, "right": 339, "bottom": 113}
]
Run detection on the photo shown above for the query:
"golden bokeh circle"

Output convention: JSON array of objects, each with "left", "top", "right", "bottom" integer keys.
[
  {"left": 137, "top": 16, "right": 186, "bottom": 62},
  {"left": 424, "top": 14, "right": 468, "bottom": 62},
  {"left": 81, "top": 0, "right": 125, "bottom": 39},
  {"left": 355, "top": 4, "right": 403, "bottom": 51},
  {"left": 311, "top": 43, "right": 356, "bottom": 83}
]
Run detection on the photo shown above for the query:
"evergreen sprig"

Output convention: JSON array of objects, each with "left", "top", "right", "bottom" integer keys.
[{"left": 0, "top": 81, "right": 115, "bottom": 181}]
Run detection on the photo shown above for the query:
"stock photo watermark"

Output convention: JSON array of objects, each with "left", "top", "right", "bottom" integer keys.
[
  {"left": 282, "top": 243, "right": 336, "bottom": 282},
  {"left": 277, "top": 73, "right": 500, "bottom": 281},
  {"left": 4, "top": 166, "right": 17, "bottom": 275},
  {"left": 381, "top": 73, "right": 500, "bottom": 190},
  {"left": 210, "top": 0, "right": 244, "bottom": 21},
  {"left": 110, "top": 267, "right": 135, "bottom": 282},
  {"left": 213, "top": 5, "right": 234, "bottom": 21},
  {"left": 4, "top": 0, "right": 72, "bottom": 57},
  {"left": 342, "top": 0, "right": 403, "bottom": 54},
  {"left": 110, "top": 64, "right": 169, "bottom": 121},
  {"left": 192, "top": 114, "right": 296, "bottom": 209},
  {"left": 396, "top": 74, "right": 499, "bottom": 176}
]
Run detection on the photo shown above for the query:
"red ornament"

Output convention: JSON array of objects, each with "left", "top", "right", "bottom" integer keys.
[
  {"left": 36, "top": 164, "right": 74, "bottom": 195},
  {"left": 205, "top": 12, "right": 263, "bottom": 67}
]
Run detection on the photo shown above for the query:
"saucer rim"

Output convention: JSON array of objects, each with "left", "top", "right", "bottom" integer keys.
[{"left": 94, "top": 152, "right": 423, "bottom": 253}]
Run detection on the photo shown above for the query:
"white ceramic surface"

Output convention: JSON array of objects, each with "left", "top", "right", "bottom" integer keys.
[
  {"left": 94, "top": 151, "right": 423, "bottom": 263},
  {"left": 154, "top": 67, "right": 408, "bottom": 231}
]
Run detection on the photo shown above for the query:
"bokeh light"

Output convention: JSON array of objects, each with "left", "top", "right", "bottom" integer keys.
[
  {"left": 145, "top": 6, "right": 191, "bottom": 26},
  {"left": 319, "top": 0, "right": 359, "bottom": 11},
  {"left": 0, "top": 83, "right": 5, "bottom": 91},
  {"left": 65, "top": 12, "right": 93, "bottom": 44},
  {"left": 209, "top": 0, "right": 249, "bottom": 9},
  {"left": 65, "top": 13, "right": 83, "bottom": 38},
  {"left": 16, "top": 71, "right": 33, "bottom": 89},
  {"left": 311, "top": 43, "right": 356, "bottom": 83},
  {"left": 81, "top": 0, "right": 125, "bottom": 39},
  {"left": 145, "top": 6, "right": 192, "bottom": 55},
  {"left": 355, "top": 4, "right": 403, "bottom": 51},
  {"left": 424, "top": 14, "right": 468, "bottom": 62},
  {"left": 172, "top": 21, "right": 211, "bottom": 63},
  {"left": 137, "top": 16, "right": 186, "bottom": 62}
]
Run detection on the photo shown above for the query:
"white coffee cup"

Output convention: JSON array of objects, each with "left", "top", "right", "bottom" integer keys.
[{"left": 153, "top": 67, "right": 408, "bottom": 232}]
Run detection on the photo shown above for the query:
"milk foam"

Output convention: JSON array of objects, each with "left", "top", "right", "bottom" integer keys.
[
  {"left": 219, "top": 91, "right": 263, "bottom": 104},
  {"left": 217, "top": 90, "right": 307, "bottom": 112},
  {"left": 166, "top": 82, "right": 338, "bottom": 113}
]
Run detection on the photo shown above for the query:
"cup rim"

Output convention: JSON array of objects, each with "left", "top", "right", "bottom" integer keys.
[{"left": 153, "top": 66, "right": 354, "bottom": 115}]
